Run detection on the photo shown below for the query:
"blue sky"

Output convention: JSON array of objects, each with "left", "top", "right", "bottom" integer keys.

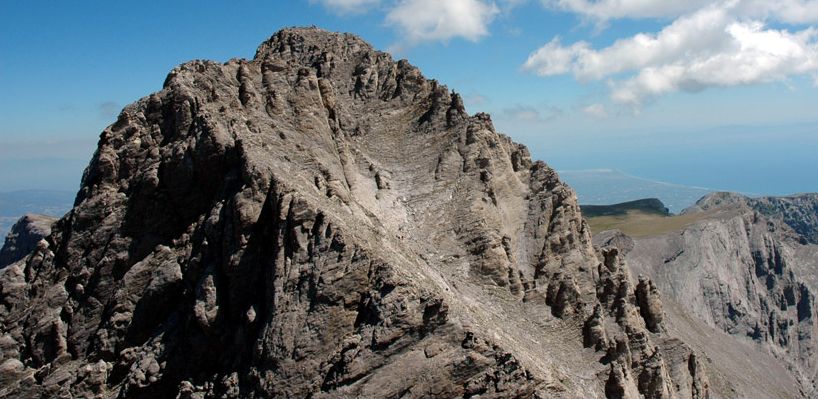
[{"left": 1, "top": 0, "right": 817, "bottom": 195}]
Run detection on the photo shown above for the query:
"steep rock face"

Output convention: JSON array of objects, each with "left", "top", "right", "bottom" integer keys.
[
  {"left": 0, "top": 214, "right": 56, "bottom": 268},
  {"left": 629, "top": 193, "right": 818, "bottom": 397},
  {"left": 688, "top": 192, "right": 818, "bottom": 244},
  {"left": 0, "top": 28, "right": 706, "bottom": 398},
  {"left": 752, "top": 194, "right": 818, "bottom": 245}
]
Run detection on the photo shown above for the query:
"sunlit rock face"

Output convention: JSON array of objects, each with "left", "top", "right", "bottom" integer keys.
[{"left": 0, "top": 28, "right": 708, "bottom": 398}]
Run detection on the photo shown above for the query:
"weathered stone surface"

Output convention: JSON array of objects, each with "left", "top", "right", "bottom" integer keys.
[
  {"left": 0, "top": 214, "right": 56, "bottom": 268},
  {"left": 628, "top": 192, "right": 818, "bottom": 397},
  {"left": 635, "top": 275, "right": 665, "bottom": 334},
  {"left": 687, "top": 192, "right": 818, "bottom": 245},
  {"left": 0, "top": 28, "right": 707, "bottom": 398},
  {"left": 593, "top": 229, "right": 635, "bottom": 255}
]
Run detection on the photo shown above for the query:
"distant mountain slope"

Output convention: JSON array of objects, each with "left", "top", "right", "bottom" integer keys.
[
  {"left": 0, "top": 190, "right": 73, "bottom": 238},
  {"left": 687, "top": 192, "right": 818, "bottom": 244},
  {"left": 559, "top": 169, "right": 712, "bottom": 213},
  {"left": 611, "top": 192, "right": 818, "bottom": 396},
  {"left": 581, "top": 198, "right": 670, "bottom": 218}
]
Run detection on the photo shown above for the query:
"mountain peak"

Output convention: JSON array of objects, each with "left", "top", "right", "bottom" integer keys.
[
  {"left": 254, "top": 26, "right": 375, "bottom": 60},
  {"left": 0, "top": 28, "right": 709, "bottom": 398}
]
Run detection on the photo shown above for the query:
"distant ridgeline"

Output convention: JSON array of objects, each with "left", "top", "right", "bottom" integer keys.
[
  {"left": 0, "top": 190, "right": 74, "bottom": 238},
  {"left": 580, "top": 198, "right": 671, "bottom": 218}
]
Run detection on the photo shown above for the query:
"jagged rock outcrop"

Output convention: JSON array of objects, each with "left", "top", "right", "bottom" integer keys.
[
  {"left": 686, "top": 192, "right": 818, "bottom": 244},
  {"left": 0, "top": 28, "right": 707, "bottom": 398},
  {"left": 627, "top": 192, "right": 818, "bottom": 397},
  {"left": 593, "top": 230, "right": 635, "bottom": 256},
  {"left": 0, "top": 214, "right": 56, "bottom": 268},
  {"left": 751, "top": 194, "right": 818, "bottom": 245},
  {"left": 587, "top": 247, "right": 703, "bottom": 399}
]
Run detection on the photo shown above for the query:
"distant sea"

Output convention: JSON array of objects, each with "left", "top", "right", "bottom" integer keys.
[
  {"left": 558, "top": 169, "right": 714, "bottom": 214},
  {"left": 530, "top": 123, "right": 818, "bottom": 202},
  {"left": 0, "top": 190, "right": 74, "bottom": 238}
]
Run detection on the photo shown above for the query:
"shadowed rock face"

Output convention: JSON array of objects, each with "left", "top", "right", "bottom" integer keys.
[
  {"left": 0, "top": 28, "right": 707, "bottom": 398},
  {"left": 0, "top": 214, "right": 56, "bottom": 268}
]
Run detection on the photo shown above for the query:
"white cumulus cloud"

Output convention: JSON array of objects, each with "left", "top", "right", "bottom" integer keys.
[
  {"left": 386, "top": 0, "right": 500, "bottom": 45},
  {"left": 524, "top": 3, "right": 818, "bottom": 106},
  {"left": 728, "top": 0, "right": 818, "bottom": 25}
]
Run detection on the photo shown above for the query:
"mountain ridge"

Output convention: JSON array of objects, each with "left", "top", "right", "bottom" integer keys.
[
  {"left": 0, "top": 27, "right": 712, "bottom": 398},
  {"left": 686, "top": 192, "right": 818, "bottom": 245},
  {"left": 609, "top": 191, "right": 818, "bottom": 396}
]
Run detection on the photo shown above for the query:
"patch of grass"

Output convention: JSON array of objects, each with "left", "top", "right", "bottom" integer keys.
[
  {"left": 581, "top": 198, "right": 669, "bottom": 218},
  {"left": 586, "top": 210, "right": 714, "bottom": 237}
]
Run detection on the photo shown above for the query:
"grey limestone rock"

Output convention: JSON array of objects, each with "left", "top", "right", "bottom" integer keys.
[
  {"left": 0, "top": 28, "right": 706, "bottom": 398},
  {"left": 629, "top": 192, "right": 818, "bottom": 397},
  {"left": 687, "top": 192, "right": 818, "bottom": 245}
]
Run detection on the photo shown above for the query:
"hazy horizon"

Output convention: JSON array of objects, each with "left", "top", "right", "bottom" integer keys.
[{"left": 1, "top": 121, "right": 814, "bottom": 197}]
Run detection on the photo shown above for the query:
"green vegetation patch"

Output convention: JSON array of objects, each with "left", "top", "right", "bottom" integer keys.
[
  {"left": 586, "top": 210, "right": 714, "bottom": 237},
  {"left": 581, "top": 198, "right": 670, "bottom": 218}
]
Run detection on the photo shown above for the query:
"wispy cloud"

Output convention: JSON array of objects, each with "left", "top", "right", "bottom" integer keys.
[
  {"left": 583, "top": 103, "right": 607, "bottom": 119},
  {"left": 463, "top": 93, "right": 489, "bottom": 107},
  {"left": 98, "top": 101, "right": 121, "bottom": 119},
  {"left": 499, "top": 104, "right": 563, "bottom": 124},
  {"left": 540, "top": 0, "right": 709, "bottom": 20},
  {"left": 311, "top": 0, "right": 381, "bottom": 15}
]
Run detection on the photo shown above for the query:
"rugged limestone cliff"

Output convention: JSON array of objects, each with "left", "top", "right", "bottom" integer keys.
[
  {"left": 626, "top": 192, "right": 818, "bottom": 397},
  {"left": 0, "top": 28, "right": 708, "bottom": 398},
  {"left": 686, "top": 192, "right": 818, "bottom": 245}
]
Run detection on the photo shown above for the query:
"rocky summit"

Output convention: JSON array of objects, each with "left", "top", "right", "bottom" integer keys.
[{"left": 0, "top": 27, "right": 783, "bottom": 398}]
